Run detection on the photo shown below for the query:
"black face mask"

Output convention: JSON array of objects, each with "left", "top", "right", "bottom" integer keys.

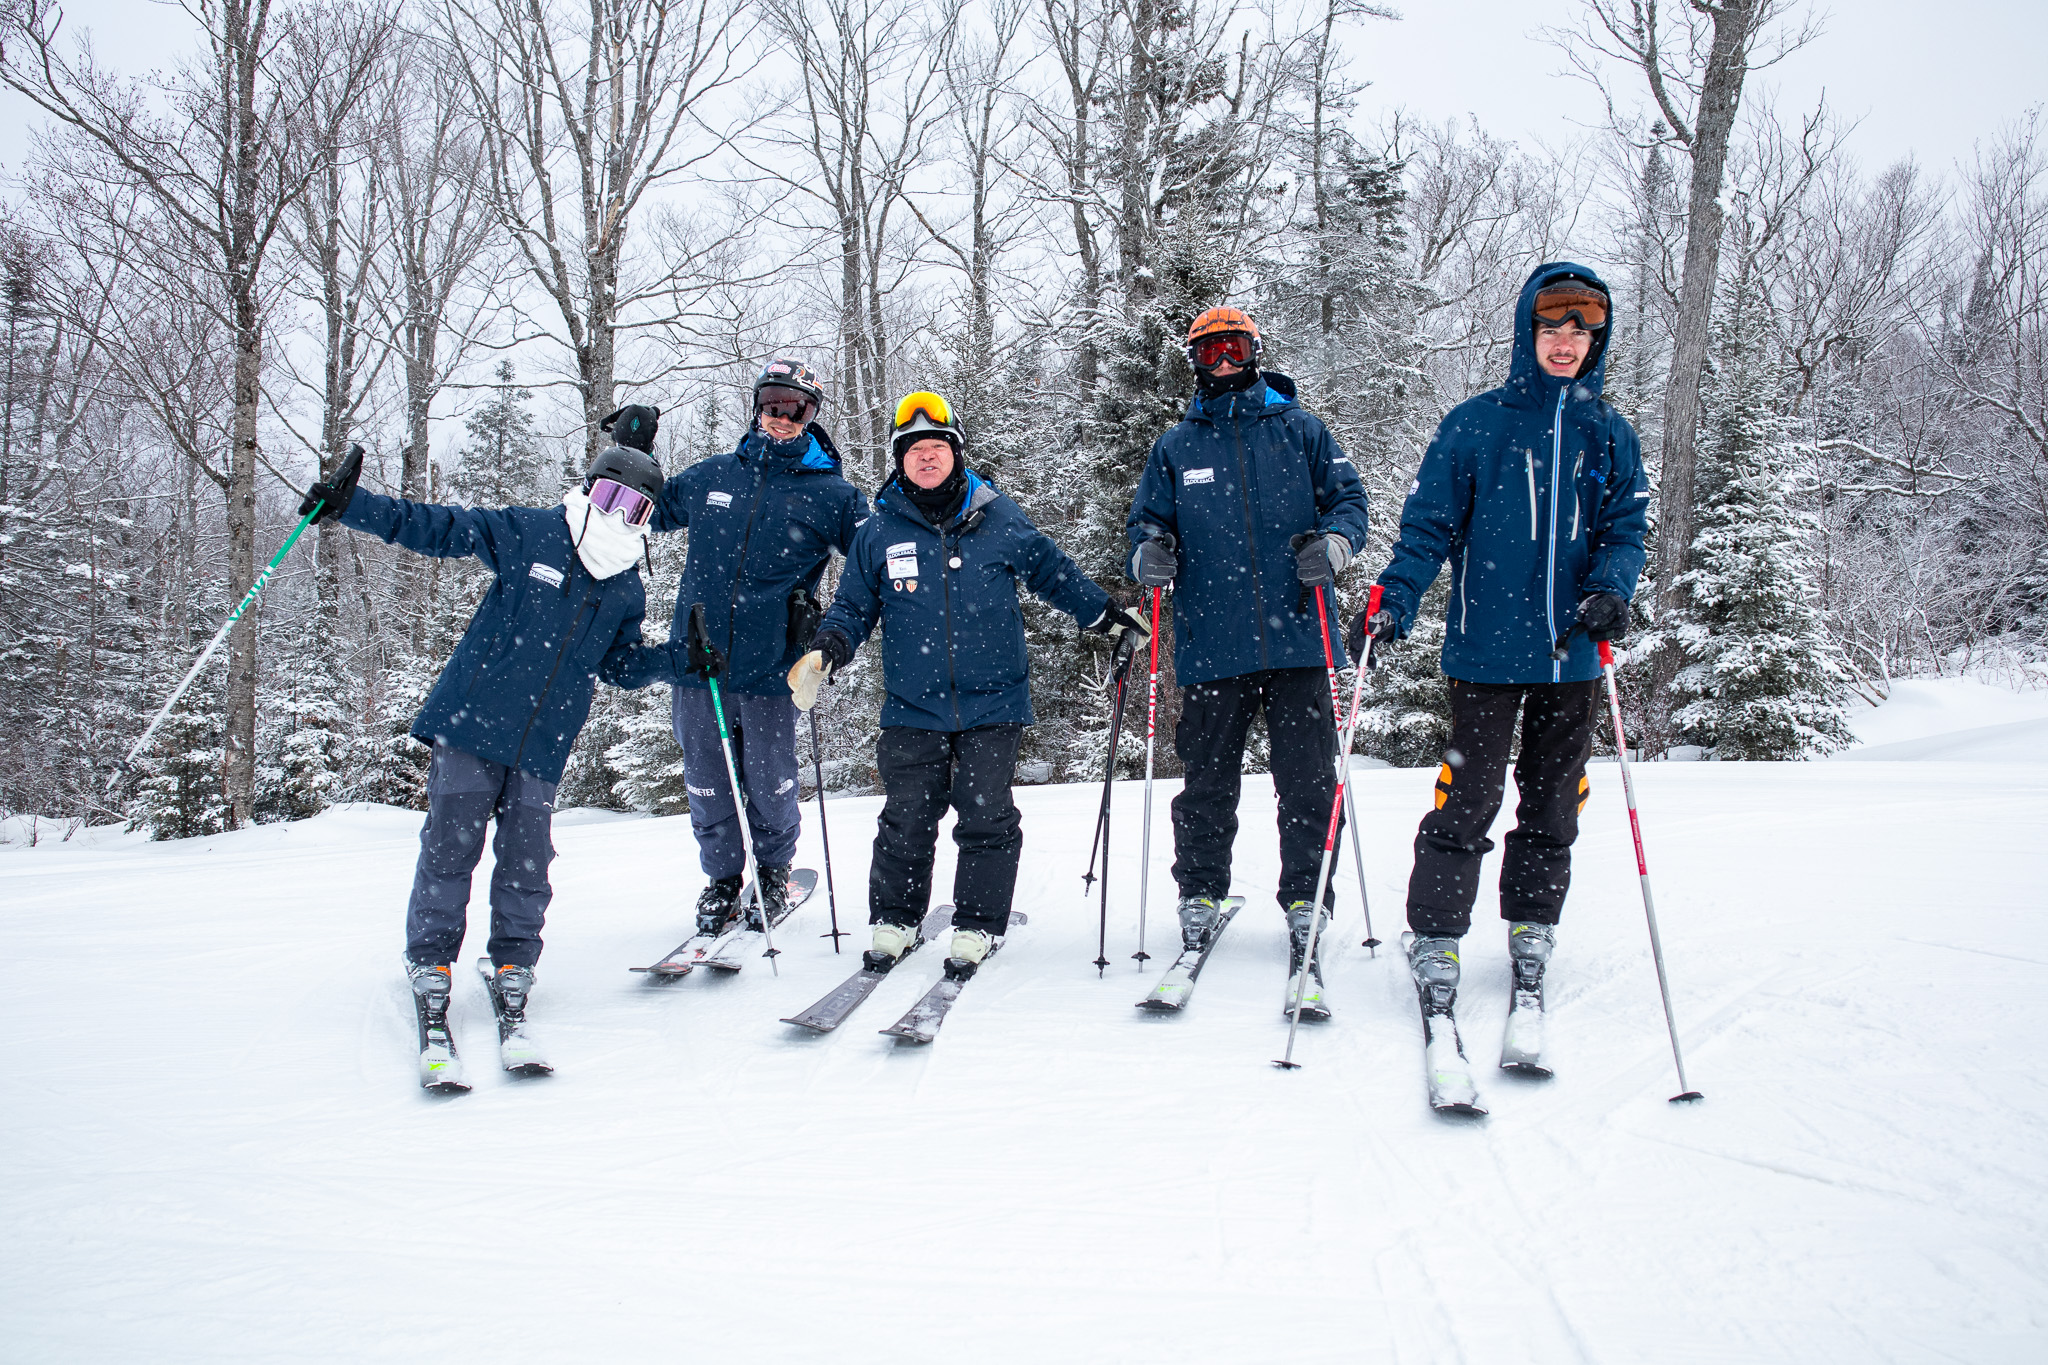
[{"left": 1195, "top": 365, "right": 1260, "bottom": 397}]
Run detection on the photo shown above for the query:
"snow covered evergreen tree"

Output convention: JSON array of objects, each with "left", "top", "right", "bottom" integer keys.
[{"left": 1668, "top": 274, "right": 1854, "bottom": 760}]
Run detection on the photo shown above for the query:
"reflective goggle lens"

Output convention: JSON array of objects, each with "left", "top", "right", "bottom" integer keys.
[
  {"left": 1190, "top": 334, "right": 1257, "bottom": 369},
  {"left": 1532, "top": 287, "right": 1608, "bottom": 331},
  {"left": 755, "top": 385, "right": 816, "bottom": 424},
  {"left": 588, "top": 477, "right": 655, "bottom": 526},
  {"left": 893, "top": 390, "right": 952, "bottom": 429}
]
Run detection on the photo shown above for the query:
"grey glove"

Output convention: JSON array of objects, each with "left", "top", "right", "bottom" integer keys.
[
  {"left": 1130, "top": 533, "right": 1178, "bottom": 587},
  {"left": 1289, "top": 531, "right": 1350, "bottom": 588}
]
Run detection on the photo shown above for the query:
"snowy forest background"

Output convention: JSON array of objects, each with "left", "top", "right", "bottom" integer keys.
[{"left": 0, "top": 0, "right": 2042, "bottom": 839}]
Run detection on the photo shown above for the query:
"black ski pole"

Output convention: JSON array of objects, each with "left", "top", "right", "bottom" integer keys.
[
  {"left": 808, "top": 706, "right": 845, "bottom": 952},
  {"left": 1086, "top": 631, "right": 1140, "bottom": 973}
]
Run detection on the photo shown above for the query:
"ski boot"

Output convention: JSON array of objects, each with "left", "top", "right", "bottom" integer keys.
[
  {"left": 489, "top": 962, "right": 536, "bottom": 1024},
  {"left": 1283, "top": 900, "right": 1333, "bottom": 1021},
  {"left": 866, "top": 919, "right": 920, "bottom": 970},
  {"left": 694, "top": 875, "right": 743, "bottom": 935},
  {"left": 1176, "top": 895, "right": 1225, "bottom": 951},
  {"left": 947, "top": 928, "right": 997, "bottom": 966},
  {"left": 1408, "top": 934, "right": 1462, "bottom": 1014},
  {"left": 751, "top": 863, "right": 794, "bottom": 929},
  {"left": 1507, "top": 922, "right": 1554, "bottom": 1000},
  {"left": 407, "top": 961, "right": 453, "bottom": 1019}
]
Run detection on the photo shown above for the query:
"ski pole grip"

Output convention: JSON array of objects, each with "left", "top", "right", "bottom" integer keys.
[
  {"left": 1366, "top": 585, "right": 1382, "bottom": 618},
  {"left": 1598, "top": 639, "right": 1615, "bottom": 668}
]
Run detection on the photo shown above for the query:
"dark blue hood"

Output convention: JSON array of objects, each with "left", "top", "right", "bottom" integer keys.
[{"left": 1504, "top": 262, "right": 1613, "bottom": 408}]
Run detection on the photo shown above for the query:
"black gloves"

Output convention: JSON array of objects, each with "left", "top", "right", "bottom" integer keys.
[
  {"left": 1129, "top": 533, "right": 1177, "bottom": 587},
  {"left": 813, "top": 628, "right": 854, "bottom": 674},
  {"left": 1345, "top": 606, "right": 1398, "bottom": 661},
  {"left": 682, "top": 603, "right": 726, "bottom": 679},
  {"left": 1289, "top": 531, "right": 1351, "bottom": 588},
  {"left": 600, "top": 404, "right": 661, "bottom": 454},
  {"left": 1576, "top": 592, "right": 1629, "bottom": 643},
  {"left": 787, "top": 587, "right": 823, "bottom": 652},
  {"left": 298, "top": 444, "right": 364, "bottom": 525}
]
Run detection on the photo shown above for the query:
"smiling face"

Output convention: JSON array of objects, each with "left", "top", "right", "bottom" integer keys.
[
  {"left": 902, "top": 438, "right": 956, "bottom": 489},
  {"left": 759, "top": 411, "right": 806, "bottom": 442},
  {"left": 1535, "top": 323, "right": 1594, "bottom": 379}
]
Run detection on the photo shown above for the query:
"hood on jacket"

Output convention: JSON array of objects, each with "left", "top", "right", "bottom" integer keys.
[
  {"left": 879, "top": 468, "right": 996, "bottom": 530},
  {"left": 1186, "top": 371, "right": 1299, "bottom": 424},
  {"left": 1507, "top": 262, "right": 1613, "bottom": 405},
  {"left": 742, "top": 419, "right": 845, "bottom": 473}
]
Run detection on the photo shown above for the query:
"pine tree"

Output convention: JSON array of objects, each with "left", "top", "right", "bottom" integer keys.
[{"left": 1668, "top": 274, "right": 1854, "bottom": 760}]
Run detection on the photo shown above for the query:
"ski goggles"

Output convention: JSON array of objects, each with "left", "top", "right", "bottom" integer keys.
[
  {"left": 1188, "top": 332, "right": 1258, "bottom": 369},
  {"left": 893, "top": 390, "right": 953, "bottom": 429},
  {"left": 588, "top": 476, "right": 656, "bottom": 527},
  {"left": 754, "top": 385, "right": 817, "bottom": 425},
  {"left": 1532, "top": 286, "right": 1609, "bottom": 331}
]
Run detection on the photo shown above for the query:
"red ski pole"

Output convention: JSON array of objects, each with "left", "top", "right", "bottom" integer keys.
[
  {"left": 1597, "top": 639, "right": 1703, "bottom": 1103},
  {"left": 1134, "top": 586, "right": 1164, "bottom": 966}
]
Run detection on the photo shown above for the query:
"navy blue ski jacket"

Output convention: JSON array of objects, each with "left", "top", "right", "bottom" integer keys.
[
  {"left": 818, "top": 472, "right": 1111, "bottom": 732},
  {"left": 651, "top": 422, "right": 867, "bottom": 696},
  {"left": 1376, "top": 261, "right": 1650, "bottom": 685},
  {"left": 1125, "top": 372, "right": 1370, "bottom": 686},
  {"left": 337, "top": 490, "right": 675, "bottom": 783}
]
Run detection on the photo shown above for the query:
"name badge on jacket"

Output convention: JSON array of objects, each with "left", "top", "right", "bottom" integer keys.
[{"left": 529, "top": 562, "right": 565, "bottom": 588}]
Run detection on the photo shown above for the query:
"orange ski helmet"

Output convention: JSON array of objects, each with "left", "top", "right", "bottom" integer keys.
[{"left": 1185, "top": 307, "right": 1262, "bottom": 371}]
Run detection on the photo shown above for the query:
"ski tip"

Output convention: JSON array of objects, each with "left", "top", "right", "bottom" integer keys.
[
  {"left": 1500, "top": 1061, "right": 1554, "bottom": 1078},
  {"left": 1670, "top": 1090, "right": 1706, "bottom": 1104},
  {"left": 1432, "top": 1101, "right": 1488, "bottom": 1119}
]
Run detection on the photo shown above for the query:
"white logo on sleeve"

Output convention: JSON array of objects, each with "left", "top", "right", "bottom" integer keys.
[
  {"left": 528, "top": 562, "right": 564, "bottom": 588},
  {"left": 707, "top": 490, "right": 733, "bottom": 508},
  {"left": 1634, "top": 490, "right": 1650, "bottom": 499},
  {"left": 1410, "top": 479, "right": 1421, "bottom": 495},
  {"left": 1183, "top": 468, "right": 1215, "bottom": 486}
]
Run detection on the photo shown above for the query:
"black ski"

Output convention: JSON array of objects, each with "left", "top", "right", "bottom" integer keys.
[
  {"left": 702, "top": 868, "right": 819, "bottom": 972},
  {"left": 782, "top": 906, "right": 952, "bottom": 1033},
  {"left": 631, "top": 868, "right": 816, "bottom": 979},
  {"left": 879, "top": 912, "right": 1027, "bottom": 1045},
  {"left": 476, "top": 959, "right": 552, "bottom": 1076},
  {"left": 1136, "top": 897, "right": 1244, "bottom": 1012},
  {"left": 413, "top": 979, "right": 469, "bottom": 1093},
  {"left": 1403, "top": 932, "right": 1485, "bottom": 1117},
  {"left": 1500, "top": 958, "right": 1551, "bottom": 1076}
]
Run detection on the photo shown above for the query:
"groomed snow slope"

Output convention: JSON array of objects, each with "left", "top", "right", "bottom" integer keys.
[{"left": 4, "top": 760, "right": 2046, "bottom": 1363}]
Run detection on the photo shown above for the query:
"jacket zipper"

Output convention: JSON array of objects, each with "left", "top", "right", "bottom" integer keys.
[
  {"left": 935, "top": 511, "right": 964, "bottom": 730},
  {"left": 724, "top": 461, "right": 771, "bottom": 659},
  {"left": 1227, "top": 402, "right": 1269, "bottom": 672},
  {"left": 1547, "top": 387, "right": 1565, "bottom": 683},
  {"left": 1459, "top": 546, "right": 1470, "bottom": 633},
  {"left": 1569, "top": 453, "right": 1583, "bottom": 541},
  {"left": 512, "top": 569, "right": 597, "bottom": 773},
  {"left": 1525, "top": 449, "right": 1538, "bottom": 541}
]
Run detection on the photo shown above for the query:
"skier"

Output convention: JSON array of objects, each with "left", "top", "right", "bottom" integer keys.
[
  {"left": 1124, "top": 307, "right": 1369, "bottom": 990},
  {"left": 789, "top": 391, "right": 1143, "bottom": 966},
  {"left": 1347, "top": 262, "right": 1648, "bottom": 1080},
  {"left": 296, "top": 432, "right": 676, "bottom": 1064},
  {"left": 641, "top": 361, "right": 867, "bottom": 937}
]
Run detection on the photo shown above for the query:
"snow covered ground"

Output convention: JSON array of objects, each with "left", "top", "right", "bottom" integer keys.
[
  {"left": 1837, "top": 676, "right": 2048, "bottom": 763},
  {"left": 6, "top": 691, "right": 2047, "bottom": 1362}
]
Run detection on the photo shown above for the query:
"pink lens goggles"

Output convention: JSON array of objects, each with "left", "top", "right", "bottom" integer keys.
[{"left": 588, "top": 477, "right": 655, "bottom": 526}]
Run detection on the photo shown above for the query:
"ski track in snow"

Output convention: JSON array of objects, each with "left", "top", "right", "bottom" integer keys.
[{"left": 3, "top": 762, "right": 2046, "bottom": 1362}]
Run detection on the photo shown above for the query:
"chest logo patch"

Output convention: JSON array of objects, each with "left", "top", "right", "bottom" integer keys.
[
  {"left": 528, "top": 562, "right": 564, "bottom": 588},
  {"left": 1183, "top": 467, "right": 1215, "bottom": 486},
  {"left": 707, "top": 490, "right": 733, "bottom": 509}
]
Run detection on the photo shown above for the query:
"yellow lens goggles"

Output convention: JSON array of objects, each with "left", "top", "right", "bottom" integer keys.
[{"left": 894, "top": 391, "right": 952, "bottom": 429}]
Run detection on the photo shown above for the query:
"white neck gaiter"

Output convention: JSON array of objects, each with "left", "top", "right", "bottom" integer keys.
[{"left": 562, "top": 488, "right": 648, "bottom": 580}]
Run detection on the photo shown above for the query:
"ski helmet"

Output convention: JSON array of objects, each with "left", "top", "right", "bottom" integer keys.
[
  {"left": 598, "top": 403, "right": 661, "bottom": 453},
  {"left": 584, "top": 444, "right": 663, "bottom": 507},
  {"left": 753, "top": 358, "right": 826, "bottom": 412},
  {"left": 891, "top": 390, "right": 963, "bottom": 461},
  {"left": 1185, "top": 307, "right": 1263, "bottom": 371}
]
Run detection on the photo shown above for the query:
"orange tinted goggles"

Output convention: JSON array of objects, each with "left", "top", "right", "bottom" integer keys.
[{"left": 1532, "top": 286, "right": 1608, "bottom": 331}]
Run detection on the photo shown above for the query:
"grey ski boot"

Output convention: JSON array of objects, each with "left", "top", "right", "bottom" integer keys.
[
  {"left": 1176, "top": 896, "right": 1225, "bottom": 951},
  {"left": 1507, "top": 922, "right": 1555, "bottom": 998},
  {"left": 1283, "top": 900, "right": 1333, "bottom": 1020},
  {"left": 1408, "top": 934, "right": 1462, "bottom": 1014}
]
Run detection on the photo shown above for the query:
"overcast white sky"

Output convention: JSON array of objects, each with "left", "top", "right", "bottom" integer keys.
[{"left": 4, "top": 0, "right": 2041, "bottom": 183}]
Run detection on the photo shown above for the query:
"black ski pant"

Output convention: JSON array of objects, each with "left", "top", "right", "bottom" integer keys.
[
  {"left": 405, "top": 742, "right": 557, "bottom": 969},
  {"left": 869, "top": 724, "right": 1025, "bottom": 936},
  {"left": 1406, "top": 677, "right": 1598, "bottom": 939},
  {"left": 1171, "top": 666, "right": 1339, "bottom": 912}
]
